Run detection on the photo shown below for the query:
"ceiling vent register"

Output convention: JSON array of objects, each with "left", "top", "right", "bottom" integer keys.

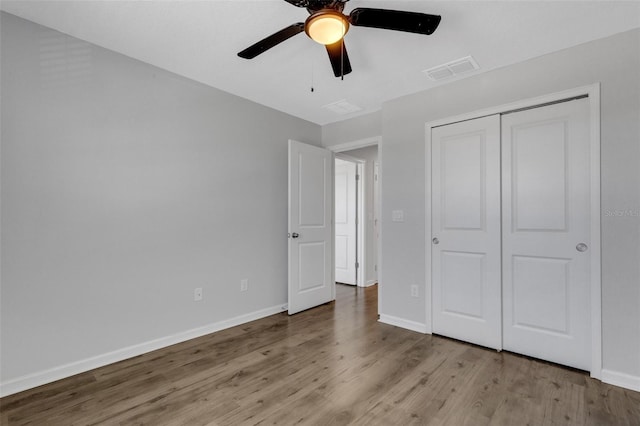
[
  {"left": 322, "top": 99, "right": 362, "bottom": 115},
  {"left": 423, "top": 56, "right": 480, "bottom": 81}
]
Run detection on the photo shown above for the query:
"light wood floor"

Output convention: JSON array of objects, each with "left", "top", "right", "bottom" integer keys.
[{"left": 2, "top": 284, "right": 639, "bottom": 425}]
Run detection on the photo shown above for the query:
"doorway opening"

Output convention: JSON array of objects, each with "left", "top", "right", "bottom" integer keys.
[{"left": 333, "top": 143, "right": 380, "bottom": 290}]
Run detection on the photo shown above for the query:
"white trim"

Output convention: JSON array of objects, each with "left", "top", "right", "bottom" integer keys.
[
  {"left": 425, "top": 84, "right": 599, "bottom": 129},
  {"left": 379, "top": 314, "right": 428, "bottom": 334},
  {"left": 327, "top": 136, "right": 381, "bottom": 153},
  {"left": 331, "top": 150, "right": 336, "bottom": 301},
  {"left": 588, "top": 85, "right": 602, "bottom": 380},
  {"left": 601, "top": 369, "right": 640, "bottom": 392},
  {"left": 365, "top": 279, "right": 377, "bottom": 287},
  {"left": 424, "top": 83, "right": 602, "bottom": 378},
  {"left": 424, "top": 126, "right": 434, "bottom": 334},
  {"left": 356, "top": 162, "right": 366, "bottom": 287},
  {"left": 0, "top": 304, "right": 286, "bottom": 397},
  {"left": 376, "top": 146, "right": 383, "bottom": 316},
  {"left": 373, "top": 161, "right": 381, "bottom": 313}
]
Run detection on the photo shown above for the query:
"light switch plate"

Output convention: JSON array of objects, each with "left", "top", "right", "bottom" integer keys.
[{"left": 392, "top": 210, "right": 404, "bottom": 222}]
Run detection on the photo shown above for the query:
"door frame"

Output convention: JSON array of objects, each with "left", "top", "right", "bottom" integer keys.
[
  {"left": 329, "top": 137, "right": 382, "bottom": 305},
  {"left": 373, "top": 161, "right": 380, "bottom": 286},
  {"left": 424, "top": 84, "right": 602, "bottom": 379}
]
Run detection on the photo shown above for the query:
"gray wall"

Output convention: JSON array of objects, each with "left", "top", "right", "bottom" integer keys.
[
  {"left": 0, "top": 13, "right": 321, "bottom": 383},
  {"left": 325, "top": 29, "right": 640, "bottom": 379}
]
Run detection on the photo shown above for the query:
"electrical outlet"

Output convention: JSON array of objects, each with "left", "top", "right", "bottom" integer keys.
[
  {"left": 411, "top": 285, "right": 419, "bottom": 298},
  {"left": 240, "top": 279, "right": 248, "bottom": 292},
  {"left": 194, "top": 287, "right": 203, "bottom": 301}
]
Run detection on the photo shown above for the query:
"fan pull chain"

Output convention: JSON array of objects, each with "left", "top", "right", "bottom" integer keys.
[
  {"left": 310, "top": 54, "right": 315, "bottom": 92},
  {"left": 340, "top": 37, "right": 344, "bottom": 81}
]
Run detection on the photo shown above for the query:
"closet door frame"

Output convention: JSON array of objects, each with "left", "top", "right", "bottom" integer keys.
[{"left": 424, "top": 83, "right": 602, "bottom": 379}]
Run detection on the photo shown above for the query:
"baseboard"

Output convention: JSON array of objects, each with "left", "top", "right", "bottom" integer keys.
[
  {"left": 601, "top": 369, "right": 640, "bottom": 392},
  {"left": 365, "top": 280, "right": 378, "bottom": 287},
  {"left": 0, "top": 304, "right": 286, "bottom": 398},
  {"left": 378, "top": 314, "right": 428, "bottom": 334}
]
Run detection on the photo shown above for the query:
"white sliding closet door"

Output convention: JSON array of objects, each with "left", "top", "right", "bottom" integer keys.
[
  {"left": 501, "top": 98, "right": 592, "bottom": 370},
  {"left": 431, "top": 115, "right": 502, "bottom": 350}
]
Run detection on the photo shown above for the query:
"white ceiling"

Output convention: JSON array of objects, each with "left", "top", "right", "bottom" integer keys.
[{"left": 2, "top": 0, "right": 639, "bottom": 125}]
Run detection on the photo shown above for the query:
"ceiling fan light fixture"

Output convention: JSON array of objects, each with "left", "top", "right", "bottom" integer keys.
[{"left": 305, "top": 10, "right": 349, "bottom": 45}]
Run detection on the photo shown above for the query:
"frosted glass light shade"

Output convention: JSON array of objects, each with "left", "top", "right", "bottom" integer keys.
[{"left": 305, "top": 11, "right": 349, "bottom": 45}]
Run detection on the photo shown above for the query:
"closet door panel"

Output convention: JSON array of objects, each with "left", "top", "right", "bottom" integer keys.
[
  {"left": 502, "top": 98, "right": 591, "bottom": 370},
  {"left": 431, "top": 115, "right": 502, "bottom": 350}
]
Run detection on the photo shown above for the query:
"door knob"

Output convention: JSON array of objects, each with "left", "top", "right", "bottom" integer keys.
[
  {"left": 432, "top": 237, "right": 439, "bottom": 245},
  {"left": 292, "top": 232, "right": 300, "bottom": 239},
  {"left": 576, "top": 243, "right": 588, "bottom": 252}
]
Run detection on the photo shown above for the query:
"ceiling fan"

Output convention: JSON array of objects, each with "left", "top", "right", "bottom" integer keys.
[{"left": 237, "top": 0, "right": 441, "bottom": 78}]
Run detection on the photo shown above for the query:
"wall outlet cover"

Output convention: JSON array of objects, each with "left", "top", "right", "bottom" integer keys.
[{"left": 410, "top": 285, "right": 419, "bottom": 298}]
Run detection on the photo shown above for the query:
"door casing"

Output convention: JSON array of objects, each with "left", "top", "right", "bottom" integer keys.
[
  {"left": 329, "top": 137, "right": 382, "bottom": 304},
  {"left": 424, "top": 84, "right": 602, "bottom": 379}
]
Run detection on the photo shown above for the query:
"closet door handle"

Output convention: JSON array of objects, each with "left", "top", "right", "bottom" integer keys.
[
  {"left": 576, "top": 243, "right": 588, "bottom": 252},
  {"left": 432, "top": 237, "right": 439, "bottom": 245}
]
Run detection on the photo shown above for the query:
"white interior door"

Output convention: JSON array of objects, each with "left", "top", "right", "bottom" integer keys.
[
  {"left": 501, "top": 98, "right": 592, "bottom": 370},
  {"left": 334, "top": 158, "right": 357, "bottom": 285},
  {"left": 288, "top": 140, "right": 334, "bottom": 315},
  {"left": 431, "top": 115, "right": 502, "bottom": 350}
]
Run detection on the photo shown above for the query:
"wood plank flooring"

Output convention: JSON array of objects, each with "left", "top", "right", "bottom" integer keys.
[{"left": 2, "top": 284, "right": 639, "bottom": 425}]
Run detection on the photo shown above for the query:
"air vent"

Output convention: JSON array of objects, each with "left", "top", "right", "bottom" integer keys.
[
  {"left": 323, "top": 99, "right": 362, "bottom": 115},
  {"left": 423, "top": 56, "right": 479, "bottom": 81}
]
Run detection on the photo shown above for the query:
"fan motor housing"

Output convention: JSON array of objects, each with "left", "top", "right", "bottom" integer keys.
[{"left": 306, "top": 0, "right": 345, "bottom": 13}]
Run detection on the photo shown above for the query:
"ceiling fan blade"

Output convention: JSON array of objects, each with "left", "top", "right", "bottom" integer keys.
[
  {"left": 283, "top": 0, "right": 310, "bottom": 7},
  {"left": 326, "top": 40, "right": 352, "bottom": 78},
  {"left": 283, "top": 0, "right": 349, "bottom": 9},
  {"left": 238, "top": 23, "right": 305, "bottom": 59},
  {"left": 349, "top": 8, "right": 441, "bottom": 35}
]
